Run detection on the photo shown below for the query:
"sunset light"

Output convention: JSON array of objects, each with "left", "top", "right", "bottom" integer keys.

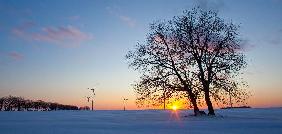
[{"left": 172, "top": 105, "right": 178, "bottom": 111}]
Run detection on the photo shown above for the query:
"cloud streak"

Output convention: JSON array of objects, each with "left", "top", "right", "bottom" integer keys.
[
  {"left": 195, "top": 0, "right": 225, "bottom": 11},
  {"left": 12, "top": 22, "right": 93, "bottom": 47},
  {"left": 269, "top": 29, "right": 282, "bottom": 46},
  {"left": 8, "top": 51, "right": 24, "bottom": 60},
  {"left": 31, "top": 26, "right": 93, "bottom": 44},
  {"left": 106, "top": 6, "right": 136, "bottom": 27},
  {"left": 67, "top": 15, "right": 80, "bottom": 21},
  {"left": 119, "top": 15, "right": 136, "bottom": 27}
]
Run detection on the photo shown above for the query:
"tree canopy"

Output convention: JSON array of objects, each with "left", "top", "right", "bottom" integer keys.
[{"left": 126, "top": 7, "right": 249, "bottom": 115}]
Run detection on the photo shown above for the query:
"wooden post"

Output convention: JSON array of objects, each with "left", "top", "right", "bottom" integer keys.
[
  {"left": 91, "top": 100, "right": 94, "bottom": 111},
  {"left": 123, "top": 98, "right": 128, "bottom": 111}
]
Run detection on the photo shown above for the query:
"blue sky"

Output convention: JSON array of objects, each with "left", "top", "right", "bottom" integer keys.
[{"left": 0, "top": 0, "right": 281, "bottom": 109}]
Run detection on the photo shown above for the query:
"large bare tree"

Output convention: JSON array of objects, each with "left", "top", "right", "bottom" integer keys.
[
  {"left": 127, "top": 8, "right": 248, "bottom": 116},
  {"left": 126, "top": 22, "right": 202, "bottom": 115},
  {"left": 174, "top": 8, "right": 247, "bottom": 115}
]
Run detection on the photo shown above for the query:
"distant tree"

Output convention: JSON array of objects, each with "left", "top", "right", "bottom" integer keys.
[
  {"left": 3, "top": 96, "right": 18, "bottom": 111},
  {"left": 0, "top": 97, "right": 4, "bottom": 111},
  {"left": 16, "top": 97, "right": 25, "bottom": 111},
  {"left": 24, "top": 99, "right": 33, "bottom": 111},
  {"left": 49, "top": 103, "right": 59, "bottom": 111},
  {"left": 0, "top": 95, "right": 79, "bottom": 111},
  {"left": 79, "top": 106, "right": 90, "bottom": 110}
]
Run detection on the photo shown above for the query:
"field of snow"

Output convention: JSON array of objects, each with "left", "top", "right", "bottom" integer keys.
[{"left": 0, "top": 108, "right": 282, "bottom": 134}]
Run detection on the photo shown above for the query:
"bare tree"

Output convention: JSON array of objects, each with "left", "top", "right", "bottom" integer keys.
[
  {"left": 16, "top": 97, "right": 25, "bottom": 111},
  {"left": 173, "top": 8, "right": 247, "bottom": 115},
  {"left": 24, "top": 99, "right": 33, "bottom": 111},
  {"left": 0, "top": 97, "right": 4, "bottom": 111},
  {"left": 127, "top": 7, "right": 249, "bottom": 116},
  {"left": 4, "top": 96, "right": 18, "bottom": 111},
  {"left": 126, "top": 21, "right": 203, "bottom": 115}
]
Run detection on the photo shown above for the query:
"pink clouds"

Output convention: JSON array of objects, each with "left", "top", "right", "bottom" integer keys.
[
  {"left": 8, "top": 51, "right": 24, "bottom": 61},
  {"left": 31, "top": 26, "right": 93, "bottom": 45},
  {"left": 12, "top": 22, "right": 93, "bottom": 47},
  {"left": 11, "top": 21, "right": 36, "bottom": 36}
]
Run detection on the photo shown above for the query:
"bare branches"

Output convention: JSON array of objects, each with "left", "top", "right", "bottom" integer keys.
[{"left": 126, "top": 7, "right": 249, "bottom": 114}]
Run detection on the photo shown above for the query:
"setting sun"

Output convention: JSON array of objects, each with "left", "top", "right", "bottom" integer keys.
[{"left": 172, "top": 105, "right": 178, "bottom": 111}]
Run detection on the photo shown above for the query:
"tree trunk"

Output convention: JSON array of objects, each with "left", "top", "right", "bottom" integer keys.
[
  {"left": 186, "top": 89, "right": 200, "bottom": 116},
  {"left": 190, "top": 95, "right": 200, "bottom": 116},
  {"left": 17, "top": 102, "right": 21, "bottom": 111},
  {"left": 0, "top": 103, "right": 2, "bottom": 111},
  {"left": 204, "top": 87, "right": 215, "bottom": 115}
]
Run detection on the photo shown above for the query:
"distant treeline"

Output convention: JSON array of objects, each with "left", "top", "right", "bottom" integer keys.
[
  {"left": 0, "top": 95, "right": 80, "bottom": 111},
  {"left": 221, "top": 106, "right": 251, "bottom": 109}
]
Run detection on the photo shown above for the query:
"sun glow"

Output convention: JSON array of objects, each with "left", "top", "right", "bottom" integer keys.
[{"left": 172, "top": 105, "right": 178, "bottom": 111}]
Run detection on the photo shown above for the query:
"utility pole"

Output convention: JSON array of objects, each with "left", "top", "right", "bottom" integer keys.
[
  {"left": 88, "top": 88, "right": 96, "bottom": 111},
  {"left": 85, "top": 96, "right": 91, "bottom": 111},
  {"left": 123, "top": 98, "right": 128, "bottom": 111},
  {"left": 91, "top": 100, "right": 93, "bottom": 111},
  {"left": 87, "top": 96, "right": 90, "bottom": 102}
]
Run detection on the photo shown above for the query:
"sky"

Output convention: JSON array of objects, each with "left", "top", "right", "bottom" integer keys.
[{"left": 0, "top": 0, "right": 281, "bottom": 110}]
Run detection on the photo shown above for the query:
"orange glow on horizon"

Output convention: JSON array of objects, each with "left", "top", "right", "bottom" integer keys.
[
  {"left": 59, "top": 96, "right": 282, "bottom": 110},
  {"left": 35, "top": 91, "right": 282, "bottom": 110},
  {"left": 172, "top": 105, "right": 178, "bottom": 110}
]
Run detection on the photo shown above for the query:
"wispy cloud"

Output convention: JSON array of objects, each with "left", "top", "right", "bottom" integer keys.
[
  {"left": 119, "top": 15, "right": 136, "bottom": 27},
  {"left": 0, "top": 51, "right": 24, "bottom": 65},
  {"left": 11, "top": 22, "right": 93, "bottom": 47},
  {"left": 67, "top": 15, "right": 80, "bottom": 21},
  {"left": 31, "top": 26, "right": 93, "bottom": 45},
  {"left": 8, "top": 51, "right": 24, "bottom": 60},
  {"left": 269, "top": 29, "right": 282, "bottom": 46},
  {"left": 195, "top": 0, "right": 225, "bottom": 11},
  {"left": 106, "top": 6, "right": 136, "bottom": 27},
  {"left": 11, "top": 21, "right": 36, "bottom": 36}
]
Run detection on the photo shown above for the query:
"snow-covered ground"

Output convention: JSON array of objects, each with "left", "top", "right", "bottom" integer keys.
[{"left": 0, "top": 108, "right": 281, "bottom": 134}]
